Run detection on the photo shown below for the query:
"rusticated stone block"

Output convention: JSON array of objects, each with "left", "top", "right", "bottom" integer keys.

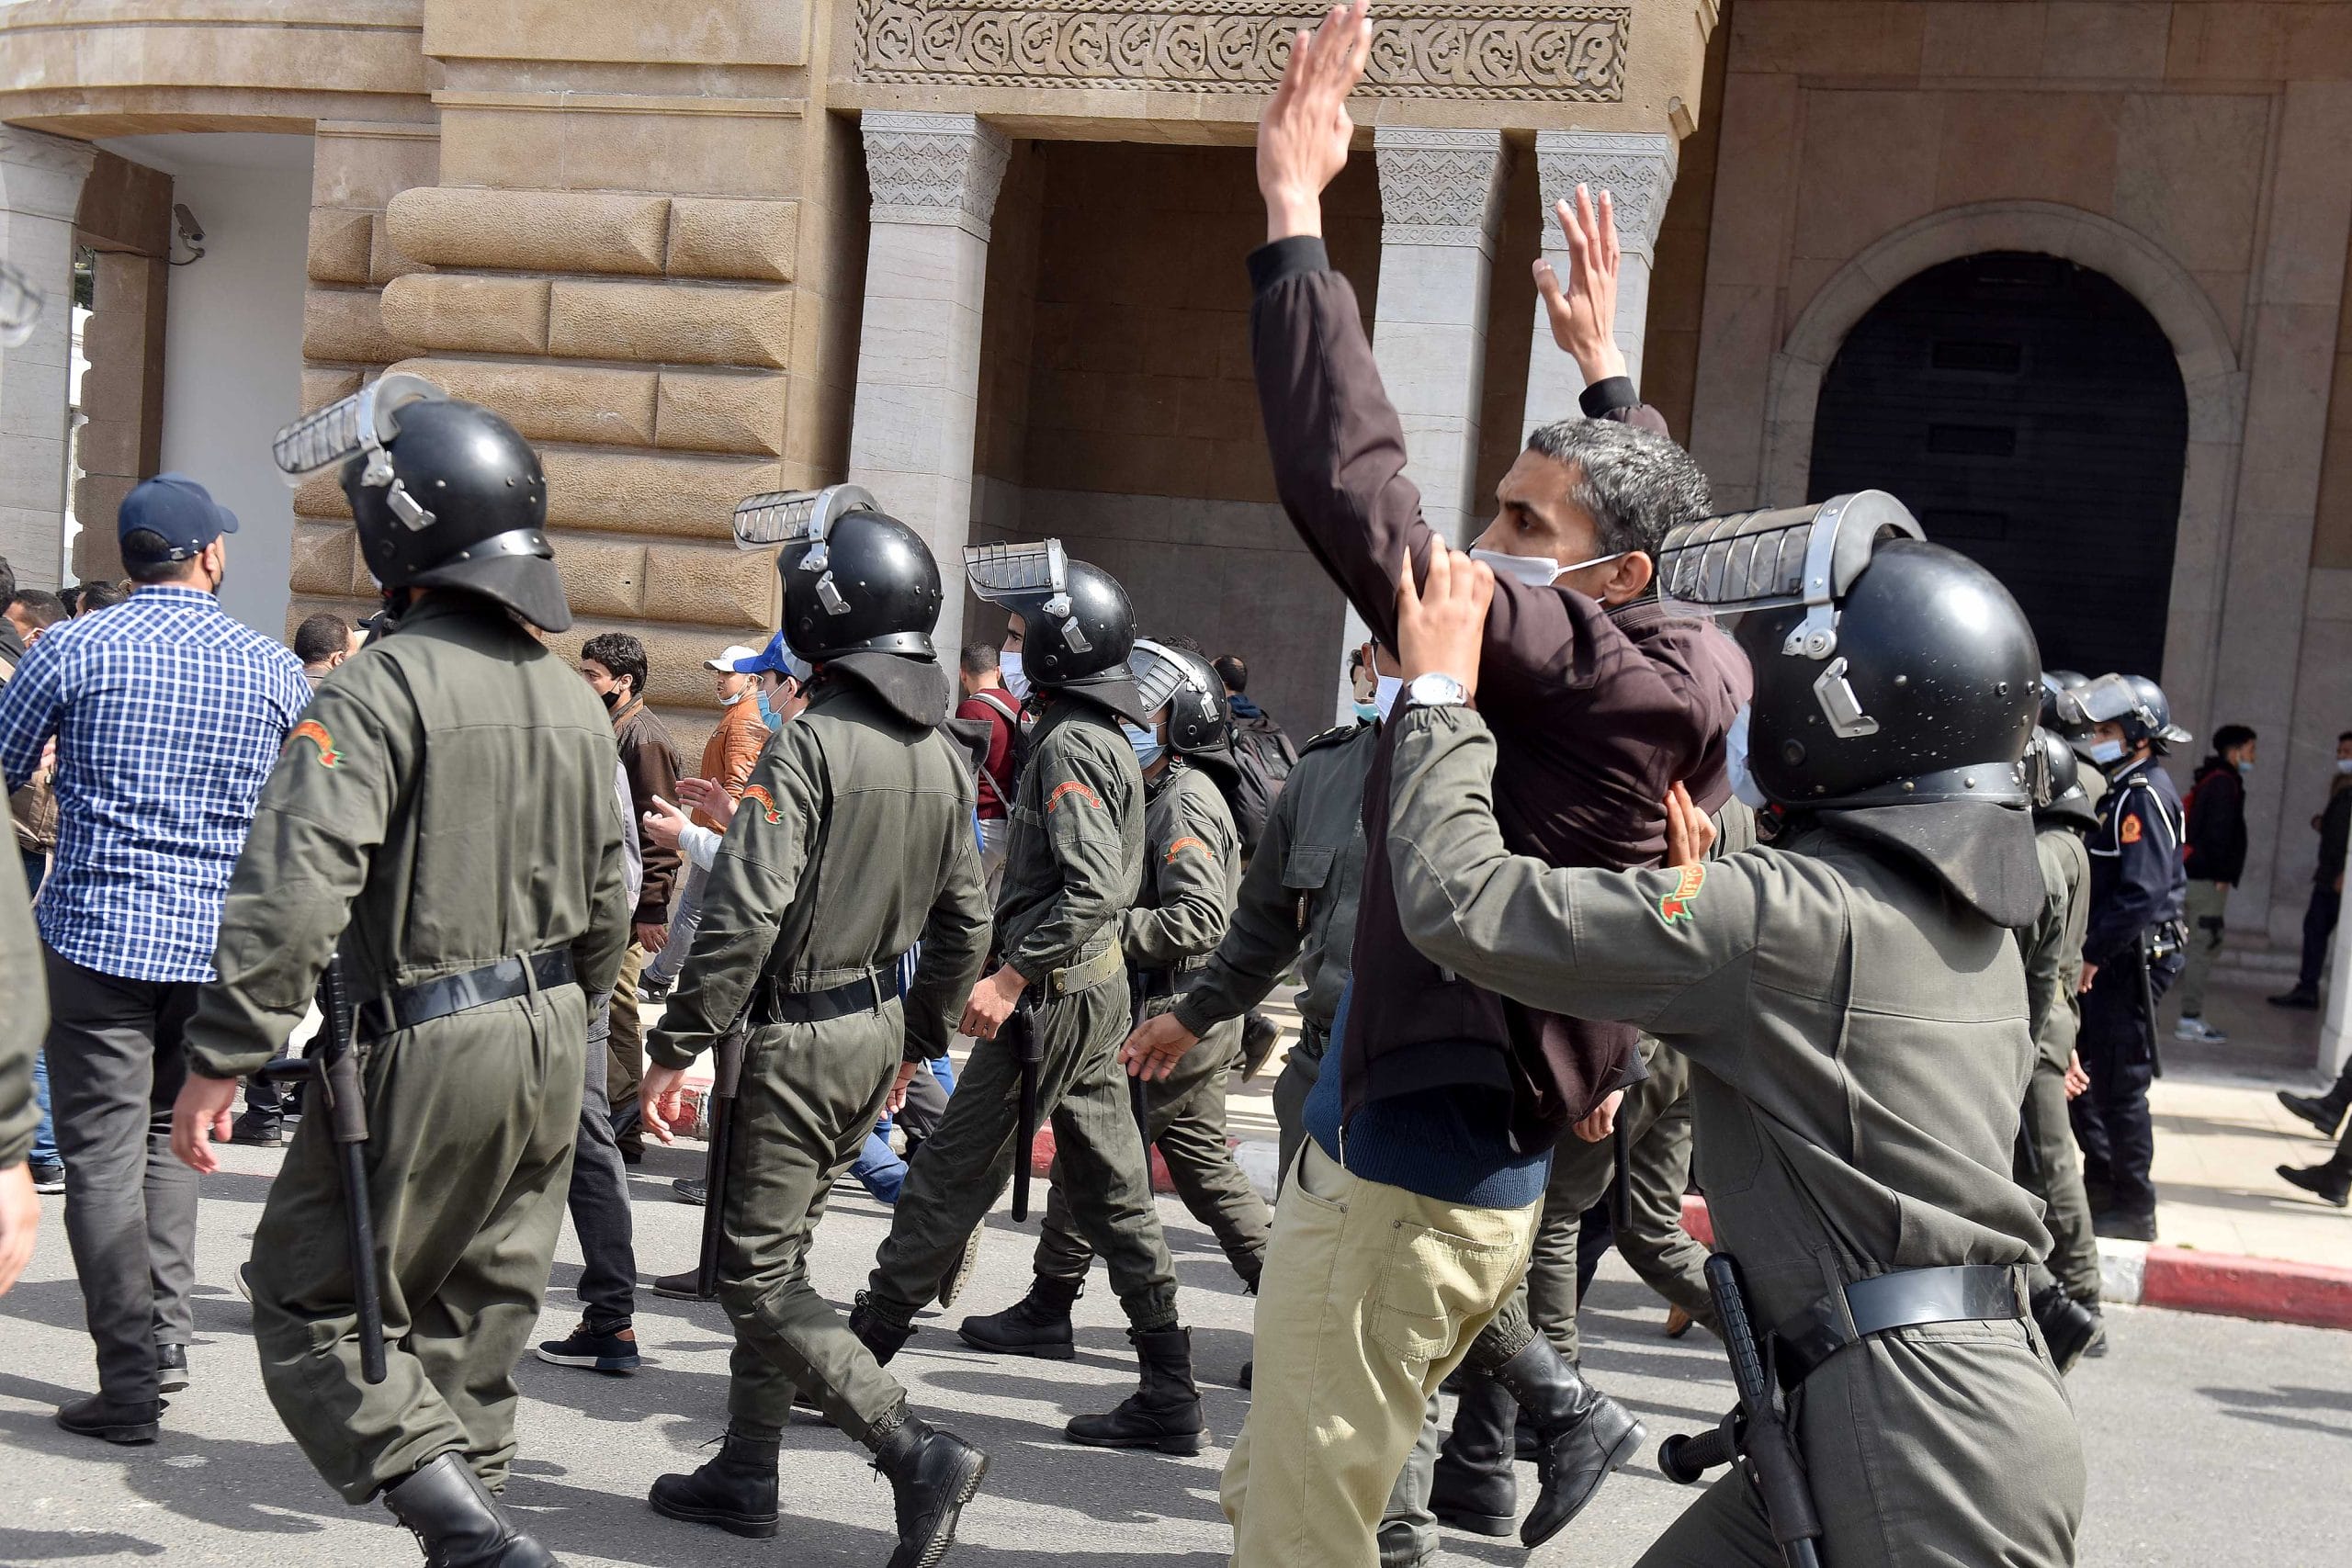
[
  {"left": 387, "top": 357, "right": 659, "bottom": 447},
  {"left": 308, "top": 209, "right": 375, "bottom": 285},
  {"left": 289, "top": 522, "right": 359, "bottom": 597},
  {"left": 668, "top": 198, "right": 799, "bottom": 281},
  {"left": 642, "top": 540, "right": 776, "bottom": 629},
  {"left": 552, "top": 536, "right": 650, "bottom": 621},
  {"left": 303, "top": 367, "right": 363, "bottom": 413},
  {"left": 548, "top": 281, "right": 794, "bottom": 367},
  {"left": 294, "top": 469, "right": 353, "bottom": 523},
  {"left": 386, "top": 188, "right": 670, "bottom": 275},
  {"left": 541, "top": 448, "right": 781, "bottom": 537},
  {"left": 371, "top": 219, "right": 428, "bottom": 285},
  {"left": 304, "top": 288, "right": 411, "bottom": 365},
  {"left": 380, "top": 275, "right": 552, "bottom": 355},
  {"left": 656, "top": 369, "right": 788, "bottom": 456}
]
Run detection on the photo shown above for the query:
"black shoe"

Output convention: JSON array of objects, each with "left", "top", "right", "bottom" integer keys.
[
  {"left": 2093, "top": 1209, "right": 2159, "bottom": 1243},
  {"left": 2278, "top": 1162, "right": 2352, "bottom": 1207},
  {"left": 29, "top": 1160, "right": 64, "bottom": 1194},
  {"left": 650, "top": 1268, "right": 716, "bottom": 1303},
  {"left": 382, "top": 1451, "right": 557, "bottom": 1566},
  {"left": 874, "top": 1416, "right": 989, "bottom": 1568},
  {"left": 853, "top": 1293, "right": 916, "bottom": 1367},
  {"left": 2268, "top": 988, "right": 2321, "bottom": 1010},
  {"left": 1064, "top": 1326, "right": 1207, "bottom": 1455},
  {"left": 2278, "top": 1089, "right": 2350, "bottom": 1137},
  {"left": 157, "top": 1344, "right": 190, "bottom": 1394},
  {"left": 672, "top": 1178, "right": 707, "bottom": 1207},
  {"left": 1430, "top": 1371, "right": 1517, "bottom": 1538},
  {"left": 617, "top": 1140, "right": 644, "bottom": 1168},
  {"left": 2030, "top": 1285, "right": 2103, "bottom": 1375},
  {"left": 1238, "top": 1012, "right": 1282, "bottom": 1081},
  {"left": 55, "top": 1394, "right": 163, "bottom": 1445},
  {"left": 229, "top": 1114, "right": 288, "bottom": 1147},
  {"left": 649, "top": 1427, "right": 780, "bottom": 1540},
  {"left": 1236, "top": 1359, "right": 1251, "bottom": 1392},
  {"left": 537, "top": 1321, "right": 641, "bottom": 1374},
  {"left": 957, "top": 1276, "right": 1079, "bottom": 1361},
  {"left": 1491, "top": 1337, "right": 1645, "bottom": 1550}
]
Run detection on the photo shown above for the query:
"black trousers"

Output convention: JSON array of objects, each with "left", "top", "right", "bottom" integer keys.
[
  {"left": 2072, "top": 953, "right": 2178, "bottom": 1221},
  {"left": 2296, "top": 886, "right": 2341, "bottom": 994},
  {"left": 40, "top": 947, "right": 202, "bottom": 1405},
  {"left": 565, "top": 994, "right": 636, "bottom": 1332}
]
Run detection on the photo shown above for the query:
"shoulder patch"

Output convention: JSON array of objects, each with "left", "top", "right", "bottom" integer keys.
[
  {"left": 2120, "top": 814, "right": 2143, "bottom": 845},
  {"left": 1047, "top": 779, "right": 1104, "bottom": 813},
  {"left": 1300, "top": 720, "right": 1369, "bottom": 756},
  {"left": 1657, "top": 864, "right": 1706, "bottom": 927},
  {"left": 288, "top": 719, "right": 341, "bottom": 768},
  {"left": 1164, "top": 835, "right": 1207, "bottom": 865},
  {"left": 740, "top": 784, "right": 784, "bottom": 825}
]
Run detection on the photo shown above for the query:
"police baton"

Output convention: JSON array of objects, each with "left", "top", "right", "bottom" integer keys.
[
  {"left": 259, "top": 954, "right": 386, "bottom": 1384},
  {"left": 690, "top": 1017, "right": 751, "bottom": 1300},
  {"left": 1007, "top": 994, "right": 1045, "bottom": 1222}
]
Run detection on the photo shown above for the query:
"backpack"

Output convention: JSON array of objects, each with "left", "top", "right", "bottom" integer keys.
[
  {"left": 1224, "top": 714, "right": 1297, "bottom": 854},
  {"left": 966, "top": 687, "right": 1026, "bottom": 809}
]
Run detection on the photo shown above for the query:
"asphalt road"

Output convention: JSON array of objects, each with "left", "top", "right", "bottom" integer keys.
[{"left": 3, "top": 1135, "right": 2346, "bottom": 1567}]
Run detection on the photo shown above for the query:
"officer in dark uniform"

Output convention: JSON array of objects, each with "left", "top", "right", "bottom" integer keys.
[
  {"left": 173, "top": 377, "right": 631, "bottom": 1567},
  {"left": 2072, "top": 673, "right": 2189, "bottom": 1244},
  {"left": 635, "top": 486, "right": 996, "bottom": 1568},
  {"left": 1381, "top": 501, "right": 2083, "bottom": 1568}
]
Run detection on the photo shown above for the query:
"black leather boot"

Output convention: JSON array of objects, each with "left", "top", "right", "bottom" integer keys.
[
  {"left": 1491, "top": 1337, "right": 1645, "bottom": 1550},
  {"left": 2030, "top": 1283, "right": 2105, "bottom": 1374},
  {"left": 2278, "top": 1065, "right": 2352, "bottom": 1136},
  {"left": 1429, "top": 1371, "right": 1517, "bottom": 1537},
  {"left": 1064, "top": 1325, "right": 1208, "bottom": 1455},
  {"left": 873, "top": 1413, "right": 989, "bottom": 1568},
  {"left": 852, "top": 1292, "right": 916, "bottom": 1366},
  {"left": 647, "top": 1427, "right": 780, "bottom": 1539},
  {"left": 957, "top": 1274, "right": 1080, "bottom": 1360},
  {"left": 381, "top": 1452, "right": 557, "bottom": 1567},
  {"left": 2278, "top": 1155, "right": 2352, "bottom": 1207}
]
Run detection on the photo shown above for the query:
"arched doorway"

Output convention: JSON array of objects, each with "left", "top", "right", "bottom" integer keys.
[{"left": 1807, "top": 251, "right": 2188, "bottom": 679}]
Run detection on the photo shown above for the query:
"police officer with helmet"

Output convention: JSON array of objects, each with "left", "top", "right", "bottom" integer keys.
[
  {"left": 2071, "top": 672, "right": 2189, "bottom": 1244},
  {"left": 1379, "top": 495, "right": 2083, "bottom": 1567},
  {"left": 171, "top": 376, "right": 632, "bottom": 1566},
  {"left": 636, "top": 485, "right": 994, "bottom": 1568}
]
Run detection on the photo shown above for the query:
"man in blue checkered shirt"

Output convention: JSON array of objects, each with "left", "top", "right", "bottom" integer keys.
[{"left": 0, "top": 474, "right": 308, "bottom": 1441}]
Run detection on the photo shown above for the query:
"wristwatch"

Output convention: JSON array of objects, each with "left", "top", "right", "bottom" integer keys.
[{"left": 1406, "top": 671, "right": 1470, "bottom": 709}]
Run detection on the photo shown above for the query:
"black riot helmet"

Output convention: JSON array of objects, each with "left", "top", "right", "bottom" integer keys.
[
  {"left": 1130, "top": 638, "right": 1231, "bottom": 757},
  {"left": 732, "top": 485, "right": 942, "bottom": 661},
  {"left": 273, "top": 373, "right": 568, "bottom": 630},
  {"left": 2073, "top": 671, "right": 2191, "bottom": 756},
  {"left": 2040, "top": 670, "right": 2094, "bottom": 738},
  {"left": 1657, "top": 492, "right": 2040, "bottom": 807},
  {"left": 966, "top": 540, "right": 1147, "bottom": 725},
  {"left": 2026, "top": 727, "right": 2099, "bottom": 830}
]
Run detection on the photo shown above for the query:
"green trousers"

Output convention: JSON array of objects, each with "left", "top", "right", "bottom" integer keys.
[
  {"left": 1034, "top": 1011, "right": 1270, "bottom": 1290},
  {"left": 721, "top": 1004, "right": 910, "bottom": 1446},
  {"left": 250, "top": 992, "right": 584, "bottom": 1504},
  {"left": 868, "top": 972, "right": 1181, "bottom": 1332},
  {"left": 2176, "top": 879, "right": 2228, "bottom": 1020},
  {"left": 2016, "top": 1057, "right": 2103, "bottom": 1304}
]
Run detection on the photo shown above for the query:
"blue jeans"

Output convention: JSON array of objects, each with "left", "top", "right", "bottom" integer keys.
[
  {"left": 30, "top": 1047, "right": 59, "bottom": 1169},
  {"left": 848, "top": 1057, "right": 958, "bottom": 1204}
]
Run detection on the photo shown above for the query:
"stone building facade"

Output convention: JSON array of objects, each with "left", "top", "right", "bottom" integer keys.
[{"left": 2, "top": 0, "right": 2349, "bottom": 958}]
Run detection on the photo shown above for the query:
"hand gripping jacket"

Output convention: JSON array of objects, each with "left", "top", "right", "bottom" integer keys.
[
  {"left": 965, "top": 539, "right": 1148, "bottom": 726},
  {"left": 1128, "top": 639, "right": 1232, "bottom": 758},
  {"left": 733, "top": 483, "right": 944, "bottom": 661},
  {"left": 1656, "top": 491, "right": 2041, "bottom": 808},
  {"left": 272, "top": 373, "right": 569, "bottom": 631}
]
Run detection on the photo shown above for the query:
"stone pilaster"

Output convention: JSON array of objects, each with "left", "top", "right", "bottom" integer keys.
[
  {"left": 1521, "top": 130, "right": 1676, "bottom": 441},
  {"left": 846, "top": 111, "right": 1011, "bottom": 657},
  {"left": 0, "top": 127, "right": 97, "bottom": 589}
]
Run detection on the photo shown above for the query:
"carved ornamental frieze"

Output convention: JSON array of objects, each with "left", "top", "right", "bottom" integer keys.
[{"left": 853, "top": 1, "right": 1631, "bottom": 103}]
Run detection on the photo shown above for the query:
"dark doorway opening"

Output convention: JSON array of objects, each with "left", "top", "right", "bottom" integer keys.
[{"left": 1808, "top": 251, "right": 2188, "bottom": 678}]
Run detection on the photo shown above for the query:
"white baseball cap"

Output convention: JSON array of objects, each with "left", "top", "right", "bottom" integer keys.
[{"left": 705, "top": 645, "right": 759, "bottom": 671}]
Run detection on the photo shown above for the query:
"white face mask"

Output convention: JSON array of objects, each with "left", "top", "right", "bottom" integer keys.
[
  {"left": 1373, "top": 673, "right": 1404, "bottom": 722},
  {"left": 1000, "top": 648, "right": 1028, "bottom": 702},
  {"left": 2088, "top": 738, "right": 2127, "bottom": 767},
  {"left": 1469, "top": 547, "right": 1626, "bottom": 590},
  {"left": 2337, "top": 758, "right": 2352, "bottom": 776},
  {"left": 1724, "top": 705, "right": 1768, "bottom": 810},
  {"left": 719, "top": 682, "right": 748, "bottom": 707}
]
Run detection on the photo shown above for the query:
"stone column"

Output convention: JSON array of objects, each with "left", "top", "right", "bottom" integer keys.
[
  {"left": 1520, "top": 130, "right": 1677, "bottom": 441},
  {"left": 1351, "top": 128, "right": 1506, "bottom": 719},
  {"left": 0, "top": 127, "right": 97, "bottom": 588},
  {"left": 845, "top": 111, "right": 1011, "bottom": 657}
]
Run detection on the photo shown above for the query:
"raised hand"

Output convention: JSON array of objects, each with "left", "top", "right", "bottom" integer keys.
[
  {"left": 1395, "top": 544, "right": 1495, "bottom": 698},
  {"left": 1256, "top": 0, "right": 1374, "bottom": 242},
  {"left": 1663, "top": 781, "right": 1717, "bottom": 868},
  {"left": 1533, "top": 183, "right": 1627, "bottom": 385}
]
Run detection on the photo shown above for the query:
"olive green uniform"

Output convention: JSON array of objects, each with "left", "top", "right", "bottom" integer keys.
[
  {"left": 867, "top": 697, "right": 1182, "bottom": 1335},
  {"left": 1035, "top": 761, "right": 1271, "bottom": 1287},
  {"left": 187, "top": 598, "right": 630, "bottom": 1503},
  {"left": 2016, "top": 824, "right": 2100, "bottom": 1304},
  {"left": 0, "top": 841, "right": 47, "bottom": 1168},
  {"left": 1387, "top": 707, "right": 2082, "bottom": 1568},
  {"left": 646, "top": 674, "right": 990, "bottom": 1444}
]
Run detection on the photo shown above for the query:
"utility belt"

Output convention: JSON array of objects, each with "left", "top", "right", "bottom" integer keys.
[
  {"left": 1041, "top": 941, "right": 1125, "bottom": 999},
  {"left": 1771, "top": 1263, "right": 2026, "bottom": 1391},
  {"left": 749, "top": 956, "right": 903, "bottom": 1027},
  {"left": 356, "top": 950, "right": 576, "bottom": 1040},
  {"left": 2143, "top": 919, "right": 2187, "bottom": 967}
]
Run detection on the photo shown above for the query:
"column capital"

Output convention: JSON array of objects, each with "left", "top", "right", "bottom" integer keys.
[
  {"left": 0, "top": 125, "right": 99, "bottom": 225},
  {"left": 1374, "top": 126, "right": 1506, "bottom": 252},
  {"left": 862, "top": 111, "right": 1012, "bottom": 240},
  {"left": 1532, "top": 130, "right": 1677, "bottom": 259}
]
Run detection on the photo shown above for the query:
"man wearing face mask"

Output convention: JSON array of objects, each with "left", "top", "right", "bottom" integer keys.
[{"left": 2071, "top": 674, "right": 2189, "bottom": 1244}]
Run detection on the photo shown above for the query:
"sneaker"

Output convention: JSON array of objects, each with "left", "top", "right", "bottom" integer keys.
[
  {"left": 229, "top": 1115, "right": 288, "bottom": 1147},
  {"left": 2174, "top": 1016, "right": 2227, "bottom": 1044},
  {"left": 157, "top": 1344, "right": 190, "bottom": 1394},
  {"left": 2268, "top": 988, "right": 2321, "bottom": 1010},
  {"left": 537, "top": 1322, "right": 643, "bottom": 1374},
  {"left": 636, "top": 971, "right": 675, "bottom": 1004},
  {"left": 29, "top": 1160, "right": 65, "bottom": 1194},
  {"left": 673, "top": 1178, "right": 707, "bottom": 1206}
]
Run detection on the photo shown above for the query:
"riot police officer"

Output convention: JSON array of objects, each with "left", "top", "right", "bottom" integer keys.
[
  {"left": 960, "top": 639, "right": 1271, "bottom": 1357},
  {"left": 172, "top": 376, "right": 632, "bottom": 1567},
  {"left": 1377, "top": 501, "right": 2083, "bottom": 1567},
  {"left": 860, "top": 541, "right": 1207, "bottom": 1456},
  {"left": 2072, "top": 673, "right": 2189, "bottom": 1243},
  {"left": 636, "top": 485, "right": 995, "bottom": 1568}
]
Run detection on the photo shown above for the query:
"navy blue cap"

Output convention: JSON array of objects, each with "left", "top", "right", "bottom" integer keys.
[
  {"left": 119, "top": 473, "right": 239, "bottom": 566},
  {"left": 732, "top": 630, "right": 812, "bottom": 682}
]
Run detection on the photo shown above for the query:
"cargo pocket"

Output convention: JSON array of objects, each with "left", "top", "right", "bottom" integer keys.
[{"left": 1368, "top": 1217, "right": 1516, "bottom": 1365}]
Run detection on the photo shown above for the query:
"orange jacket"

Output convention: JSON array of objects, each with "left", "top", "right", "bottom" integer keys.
[{"left": 695, "top": 698, "right": 769, "bottom": 829}]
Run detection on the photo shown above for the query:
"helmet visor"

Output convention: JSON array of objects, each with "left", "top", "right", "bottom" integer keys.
[
  {"left": 2071, "top": 673, "right": 2145, "bottom": 730},
  {"left": 1128, "top": 639, "right": 1192, "bottom": 719},
  {"left": 732, "top": 483, "right": 878, "bottom": 552},
  {"left": 272, "top": 372, "right": 444, "bottom": 483},
  {"left": 964, "top": 539, "right": 1069, "bottom": 607},
  {"left": 0, "top": 260, "right": 42, "bottom": 348},
  {"left": 1657, "top": 492, "right": 1925, "bottom": 617}
]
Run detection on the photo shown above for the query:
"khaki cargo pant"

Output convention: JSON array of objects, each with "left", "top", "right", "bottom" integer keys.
[
  {"left": 2176, "top": 879, "right": 2228, "bottom": 1020},
  {"left": 1222, "top": 1140, "right": 1539, "bottom": 1568},
  {"left": 250, "top": 991, "right": 584, "bottom": 1503}
]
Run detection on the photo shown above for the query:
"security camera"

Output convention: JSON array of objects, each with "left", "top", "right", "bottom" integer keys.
[{"left": 172, "top": 203, "right": 205, "bottom": 244}]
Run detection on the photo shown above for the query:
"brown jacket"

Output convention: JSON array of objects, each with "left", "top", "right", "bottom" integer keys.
[
  {"left": 611, "top": 694, "right": 683, "bottom": 924},
  {"left": 1248, "top": 235, "right": 1751, "bottom": 1150},
  {"left": 695, "top": 698, "right": 769, "bottom": 829}
]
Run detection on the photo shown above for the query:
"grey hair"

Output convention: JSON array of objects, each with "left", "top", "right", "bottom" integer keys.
[{"left": 1522, "top": 418, "right": 1712, "bottom": 558}]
